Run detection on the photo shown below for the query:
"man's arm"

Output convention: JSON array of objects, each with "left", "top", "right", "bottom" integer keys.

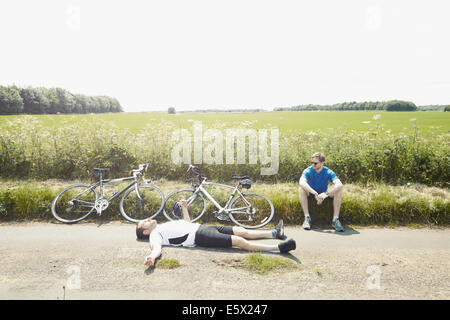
[
  {"left": 325, "top": 178, "right": 343, "bottom": 197},
  {"left": 315, "top": 178, "right": 343, "bottom": 205},
  {"left": 144, "top": 242, "right": 162, "bottom": 267},
  {"left": 299, "top": 176, "right": 319, "bottom": 197},
  {"left": 299, "top": 176, "right": 321, "bottom": 204},
  {"left": 180, "top": 199, "right": 190, "bottom": 222}
]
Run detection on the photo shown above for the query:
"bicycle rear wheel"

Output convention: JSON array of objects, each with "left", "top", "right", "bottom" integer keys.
[
  {"left": 120, "top": 184, "right": 165, "bottom": 223},
  {"left": 51, "top": 184, "right": 97, "bottom": 224},
  {"left": 228, "top": 192, "right": 274, "bottom": 229},
  {"left": 163, "top": 189, "right": 206, "bottom": 222}
]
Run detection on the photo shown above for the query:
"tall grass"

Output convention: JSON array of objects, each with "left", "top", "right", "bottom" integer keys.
[
  {"left": 0, "top": 116, "right": 448, "bottom": 187},
  {"left": 0, "top": 180, "right": 448, "bottom": 225}
]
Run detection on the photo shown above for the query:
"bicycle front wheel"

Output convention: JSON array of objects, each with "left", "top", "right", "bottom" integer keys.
[
  {"left": 51, "top": 184, "right": 97, "bottom": 224},
  {"left": 228, "top": 192, "right": 274, "bottom": 229},
  {"left": 163, "top": 189, "right": 206, "bottom": 222},
  {"left": 120, "top": 184, "right": 165, "bottom": 223}
]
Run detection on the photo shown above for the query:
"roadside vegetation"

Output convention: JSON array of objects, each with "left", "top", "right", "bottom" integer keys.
[
  {"left": 0, "top": 113, "right": 448, "bottom": 225},
  {"left": 244, "top": 253, "right": 298, "bottom": 275},
  {"left": 155, "top": 258, "right": 181, "bottom": 269},
  {"left": 0, "top": 180, "right": 447, "bottom": 226},
  {"left": 0, "top": 116, "right": 448, "bottom": 187}
]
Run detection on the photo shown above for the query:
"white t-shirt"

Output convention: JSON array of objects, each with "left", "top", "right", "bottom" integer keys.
[{"left": 149, "top": 220, "right": 201, "bottom": 248}]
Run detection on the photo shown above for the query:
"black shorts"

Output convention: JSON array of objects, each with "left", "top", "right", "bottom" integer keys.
[{"left": 194, "top": 225, "right": 234, "bottom": 248}]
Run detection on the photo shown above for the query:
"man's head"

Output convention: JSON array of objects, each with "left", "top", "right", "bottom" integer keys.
[
  {"left": 136, "top": 218, "right": 157, "bottom": 240},
  {"left": 311, "top": 152, "right": 325, "bottom": 170}
]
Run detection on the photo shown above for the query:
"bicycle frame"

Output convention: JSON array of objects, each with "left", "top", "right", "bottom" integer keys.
[
  {"left": 73, "top": 174, "right": 143, "bottom": 209},
  {"left": 189, "top": 178, "right": 252, "bottom": 214},
  {"left": 94, "top": 176, "right": 138, "bottom": 201}
]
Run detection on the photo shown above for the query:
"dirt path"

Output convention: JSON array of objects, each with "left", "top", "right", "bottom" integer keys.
[{"left": 0, "top": 222, "right": 449, "bottom": 300}]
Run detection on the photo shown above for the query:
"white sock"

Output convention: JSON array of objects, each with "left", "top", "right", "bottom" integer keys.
[
  {"left": 305, "top": 214, "right": 310, "bottom": 219},
  {"left": 333, "top": 216, "right": 339, "bottom": 222}
]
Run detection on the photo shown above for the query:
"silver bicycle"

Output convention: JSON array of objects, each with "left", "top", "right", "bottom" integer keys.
[
  {"left": 51, "top": 164, "right": 165, "bottom": 223},
  {"left": 163, "top": 165, "right": 274, "bottom": 229}
]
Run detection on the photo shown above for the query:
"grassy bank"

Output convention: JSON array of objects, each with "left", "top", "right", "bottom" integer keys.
[{"left": 0, "top": 179, "right": 448, "bottom": 226}]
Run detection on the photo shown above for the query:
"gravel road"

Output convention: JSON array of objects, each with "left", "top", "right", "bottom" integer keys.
[{"left": 0, "top": 222, "right": 449, "bottom": 300}]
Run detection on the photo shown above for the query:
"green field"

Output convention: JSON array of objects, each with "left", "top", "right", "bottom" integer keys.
[{"left": 1, "top": 111, "right": 448, "bottom": 135}]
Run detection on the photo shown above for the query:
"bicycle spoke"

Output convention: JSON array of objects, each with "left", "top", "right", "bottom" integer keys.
[
  {"left": 228, "top": 193, "right": 274, "bottom": 228},
  {"left": 52, "top": 185, "right": 96, "bottom": 223},
  {"left": 164, "top": 190, "right": 205, "bottom": 222},
  {"left": 120, "top": 185, "right": 164, "bottom": 222}
]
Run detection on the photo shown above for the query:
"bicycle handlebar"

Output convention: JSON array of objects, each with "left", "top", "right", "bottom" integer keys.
[
  {"left": 186, "top": 165, "right": 201, "bottom": 176},
  {"left": 132, "top": 163, "right": 149, "bottom": 175},
  {"left": 186, "top": 165, "right": 206, "bottom": 183}
]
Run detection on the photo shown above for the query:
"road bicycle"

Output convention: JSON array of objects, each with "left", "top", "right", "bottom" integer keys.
[
  {"left": 51, "top": 164, "right": 165, "bottom": 223},
  {"left": 163, "top": 165, "right": 274, "bottom": 229}
]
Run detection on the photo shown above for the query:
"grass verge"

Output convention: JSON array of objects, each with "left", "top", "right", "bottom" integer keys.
[
  {"left": 244, "top": 253, "right": 298, "bottom": 275},
  {"left": 156, "top": 258, "right": 180, "bottom": 269},
  {"left": 0, "top": 179, "right": 448, "bottom": 226}
]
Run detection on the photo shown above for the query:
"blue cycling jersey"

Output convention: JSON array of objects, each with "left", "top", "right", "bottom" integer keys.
[{"left": 299, "top": 166, "right": 338, "bottom": 194}]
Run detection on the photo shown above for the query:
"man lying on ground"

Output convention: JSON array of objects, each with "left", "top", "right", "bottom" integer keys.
[{"left": 136, "top": 199, "right": 296, "bottom": 266}]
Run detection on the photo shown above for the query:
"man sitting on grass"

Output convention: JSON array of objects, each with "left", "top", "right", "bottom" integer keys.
[
  {"left": 299, "top": 152, "right": 345, "bottom": 232},
  {"left": 136, "top": 200, "right": 296, "bottom": 267}
]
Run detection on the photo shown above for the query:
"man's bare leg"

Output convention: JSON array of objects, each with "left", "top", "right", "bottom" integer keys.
[
  {"left": 329, "top": 187, "right": 343, "bottom": 219},
  {"left": 231, "top": 235, "right": 279, "bottom": 252},
  {"left": 327, "top": 187, "right": 344, "bottom": 231},
  {"left": 298, "top": 186, "right": 310, "bottom": 217},
  {"left": 232, "top": 226, "right": 274, "bottom": 240}
]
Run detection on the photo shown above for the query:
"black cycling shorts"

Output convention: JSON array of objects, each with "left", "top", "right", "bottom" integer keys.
[{"left": 194, "top": 225, "right": 234, "bottom": 248}]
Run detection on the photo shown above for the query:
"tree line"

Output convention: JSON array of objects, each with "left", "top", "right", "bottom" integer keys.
[
  {"left": 0, "top": 85, "right": 123, "bottom": 115},
  {"left": 274, "top": 100, "right": 419, "bottom": 112},
  {"left": 418, "top": 105, "right": 450, "bottom": 111}
]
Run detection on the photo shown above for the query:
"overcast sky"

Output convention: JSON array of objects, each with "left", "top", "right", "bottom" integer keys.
[{"left": 1, "top": 0, "right": 449, "bottom": 112}]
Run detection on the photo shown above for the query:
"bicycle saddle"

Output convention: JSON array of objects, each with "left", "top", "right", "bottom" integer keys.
[
  {"left": 93, "top": 168, "right": 110, "bottom": 177},
  {"left": 231, "top": 175, "right": 250, "bottom": 180}
]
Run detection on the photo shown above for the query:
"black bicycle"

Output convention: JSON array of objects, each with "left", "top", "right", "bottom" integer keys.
[{"left": 51, "top": 164, "right": 165, "bottom": 223}]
